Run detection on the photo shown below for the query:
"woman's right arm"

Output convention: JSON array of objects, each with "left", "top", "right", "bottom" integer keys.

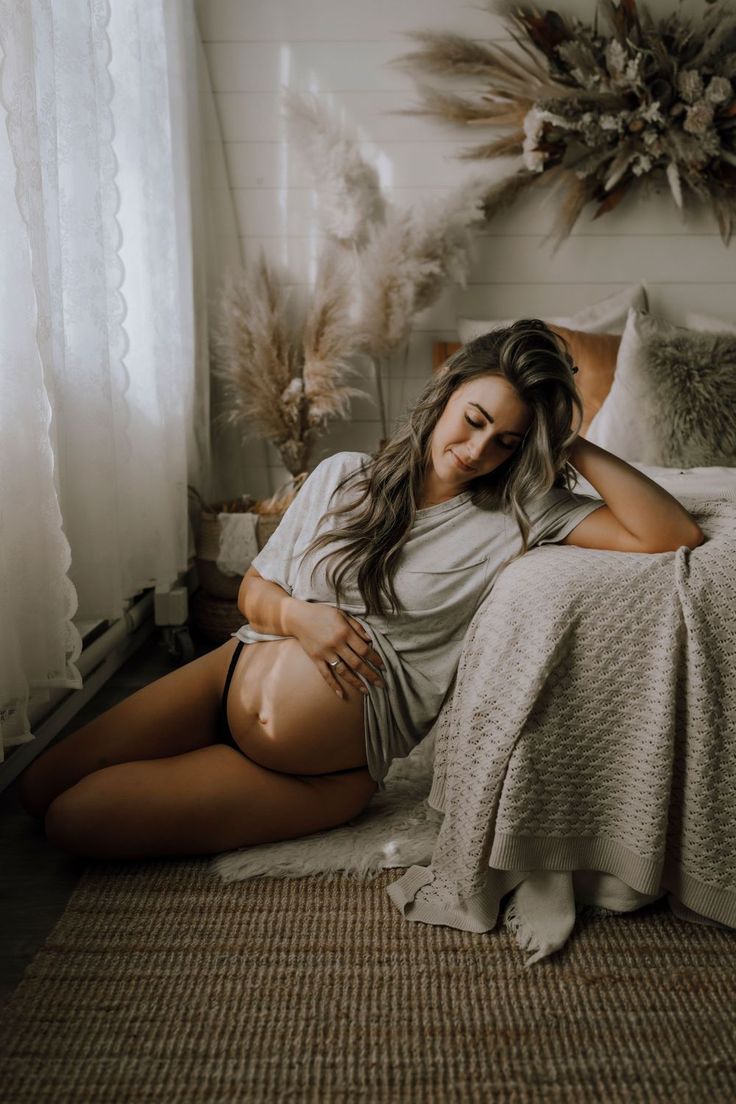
[
  {"left": 238, "top": 567, "right": 386, "bottom": 698},
  {"left": 238, "top": 566, "right": 304, "bottom": 637}
]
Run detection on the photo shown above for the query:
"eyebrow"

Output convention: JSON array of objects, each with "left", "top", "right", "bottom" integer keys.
[{"left": 469, "top": 402, "right": 525, "bottom": 438}]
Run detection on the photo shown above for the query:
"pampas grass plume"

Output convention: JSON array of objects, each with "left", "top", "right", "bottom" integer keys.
[
  {"left": 211, "top": 245, "right": 373, "bottom": 475},
  {"left": 303, "top": 244, "right": 374, "bottom": 431},
  {"left": 211, "top": 253, "right": 295, "bottom": 446},
  {"left": 356, "top": 178, "right": 489, "bottom": 358},
  {"left": 283, "top": 88, "right": 385, "bottom": 247}
]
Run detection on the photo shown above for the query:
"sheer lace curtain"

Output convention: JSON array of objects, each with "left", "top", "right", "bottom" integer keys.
[{"left": 0, "top": 0, "right": 237, "bottom": 761}]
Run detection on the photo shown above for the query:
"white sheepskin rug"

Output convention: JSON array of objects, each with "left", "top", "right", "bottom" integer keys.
[{"left": 211, "top": 731, "right": 442, "bottom": 883}]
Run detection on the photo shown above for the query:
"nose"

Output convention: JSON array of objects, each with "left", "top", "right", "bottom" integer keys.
[{"left": 467, "top": 432, "right": 500, "bottom": 459}]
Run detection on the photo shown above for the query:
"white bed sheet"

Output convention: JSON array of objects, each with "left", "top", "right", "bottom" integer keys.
[{"left": 573, "top": 462, "right": 736, "bottom": 502}]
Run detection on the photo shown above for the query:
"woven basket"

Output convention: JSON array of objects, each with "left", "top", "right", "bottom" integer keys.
[
  {"left": 196, "top": 507, "right": 283, "bottom": 600},
  {"left": 190, "top": 474, "right": 306, "bottom": 643},
  {"left": 190, "top": 589, "right": 250, "bottom": 644}
]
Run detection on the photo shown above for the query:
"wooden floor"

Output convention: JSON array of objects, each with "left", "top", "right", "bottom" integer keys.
[{"left": 0, "top": 625, "right": 216, "bottom": 1008}]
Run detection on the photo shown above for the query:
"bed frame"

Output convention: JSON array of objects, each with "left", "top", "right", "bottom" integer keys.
[{"left": 432, "top": 341, "right": 461, "bottom": 373}]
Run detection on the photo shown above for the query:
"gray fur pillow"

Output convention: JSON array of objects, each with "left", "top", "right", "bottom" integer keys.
[{"left": 585, "top": 308, "right": 736, "bottom": 466}]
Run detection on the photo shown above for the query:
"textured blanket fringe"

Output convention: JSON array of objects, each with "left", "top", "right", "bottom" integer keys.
[
  {"left": 503, "top": 895, "right": 552, "bottom": 969},
  {"left": 503, "top": 896, "right": 619, "bottom": 967}
]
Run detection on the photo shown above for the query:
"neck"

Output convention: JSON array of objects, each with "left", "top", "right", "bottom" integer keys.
[
  {"left": 418, "top": 471, "right": 469, "bottom": 510},
  {"left": 417, "top": 484, "right": 468, "bottom": 510}
]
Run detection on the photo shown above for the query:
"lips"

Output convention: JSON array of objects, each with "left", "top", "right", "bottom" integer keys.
[{"left": 451, "top": 450, "right": 474, "bottom": 473}]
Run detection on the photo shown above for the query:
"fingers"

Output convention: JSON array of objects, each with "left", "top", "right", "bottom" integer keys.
[
  {"left": 324, "top": 657, "right": 363, "bottom": 699},
  {"left": 345, "top": 616, "right": 386, "bottom": 672},
  {"left": 326, "top": 646, "right": 387, "bottom": 700},
  {"left": 327, "top": 618, "right": 387, "bottom": 700},
  {"left": 344, "top": 625, "right": 387, "bottom": 689},
  {"left": 313, "top": 612, "right": 388, "bottom": 700}
]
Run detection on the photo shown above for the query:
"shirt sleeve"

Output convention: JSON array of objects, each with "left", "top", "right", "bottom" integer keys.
[
  {"left": 527, "top": 485, "right": 605, "bottom": 547},
  {"left": 248, "top": 452, "right": 365, "bottom": 593}
]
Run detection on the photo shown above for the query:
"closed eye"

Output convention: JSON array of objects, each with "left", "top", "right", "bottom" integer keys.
[{"left": 464, "top": 413, "right": 516, "bottom": 450}]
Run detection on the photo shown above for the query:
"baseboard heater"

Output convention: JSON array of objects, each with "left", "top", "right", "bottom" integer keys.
[{"left": 1, "top": 562, "right": 198, "bottom": 792}]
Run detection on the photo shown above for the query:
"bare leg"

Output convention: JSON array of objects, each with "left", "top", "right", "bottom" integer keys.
[
  {"left": 44, "top": 744, "right": 378, "bottom": 860},
  {"left": 17, "top": 639, "right": 239, "bottom": 820}
]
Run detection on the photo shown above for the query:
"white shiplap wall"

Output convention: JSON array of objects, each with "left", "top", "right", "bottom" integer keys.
[{"left": 197, "top": 0, "right": 736, "bottom": 498}]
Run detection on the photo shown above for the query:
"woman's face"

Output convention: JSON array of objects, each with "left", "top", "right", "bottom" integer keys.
[{"left": 428, "top": 374, "right": 532, "bottom": 491}]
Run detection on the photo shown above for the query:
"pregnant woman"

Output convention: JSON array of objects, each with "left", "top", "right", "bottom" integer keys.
[{"left": 18, "top": 320, "right": 704, "bottom": 860}]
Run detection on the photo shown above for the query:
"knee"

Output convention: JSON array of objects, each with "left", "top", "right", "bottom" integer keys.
[
  {"left": 43, "top": 771, "right": 141, "bottom": 860},
  {"left": 44, "top": 787, "right": 91, "bottom": 856}
]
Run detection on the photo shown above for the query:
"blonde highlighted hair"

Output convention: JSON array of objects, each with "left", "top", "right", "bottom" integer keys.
[{"left": 301, "top": 319, "right": 584, "bottom": 617}]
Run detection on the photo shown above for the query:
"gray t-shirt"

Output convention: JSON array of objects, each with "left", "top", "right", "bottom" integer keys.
[{"left": 233, "top": 451, "right": 603, "bottom": 790}]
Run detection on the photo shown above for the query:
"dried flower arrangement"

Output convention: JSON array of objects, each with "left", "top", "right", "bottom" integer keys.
[
  {"left": 283, "top": 89, "right": 495, "bottom": 442},
  {"left": 392, "top": 0, "right": 736, "bottom": 249},
  {"left": 211, "top": 243, "right": 371, "bottom": 479},
  {"left": 212, "top": 85, "right": 529, "bottom": 471}
]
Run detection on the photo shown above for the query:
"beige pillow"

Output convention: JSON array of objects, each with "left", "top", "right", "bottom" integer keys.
[{"left": 549, "top": 327, "right": 620, "bottom": 435}]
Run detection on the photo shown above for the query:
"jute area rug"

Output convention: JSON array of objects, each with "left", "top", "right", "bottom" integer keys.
[{"left": 1, "top": 857, "right": 735, "bottom": 1103}]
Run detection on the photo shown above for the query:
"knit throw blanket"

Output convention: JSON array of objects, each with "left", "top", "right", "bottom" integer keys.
[{"left": 387, "top": 492, "right": 736, "bottom": 964}]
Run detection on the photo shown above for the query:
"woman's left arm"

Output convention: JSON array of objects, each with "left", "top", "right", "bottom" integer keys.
[{"left": 562, "top": 436, "right": 705, "bottom": 553}]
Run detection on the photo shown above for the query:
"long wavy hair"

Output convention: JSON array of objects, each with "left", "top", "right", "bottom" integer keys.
[{"left": 300, "top": 319, "right": 584, "bottom": 618}]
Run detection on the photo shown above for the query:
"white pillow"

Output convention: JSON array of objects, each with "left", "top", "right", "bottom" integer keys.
[
  {"left": 585, "top": 308, "right": 650, "bottom": 460},
  {"left": 574, "top": 463, "right": 736, "bottom": 498},
  {"left": 684, "top": 311, "right": 736, "bottom": 334},
  {"left": 457, "top": 284, "right": 648, "bottom": 344}
]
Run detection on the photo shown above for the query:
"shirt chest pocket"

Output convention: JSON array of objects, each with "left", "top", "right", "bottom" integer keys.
[{"left": 394, "top": 556, "right": 490, "bottom": 615}]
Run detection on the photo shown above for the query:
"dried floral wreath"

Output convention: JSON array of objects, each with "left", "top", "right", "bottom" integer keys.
[{"left": 393, "top": 0, "right": 736, "bottom": 248}]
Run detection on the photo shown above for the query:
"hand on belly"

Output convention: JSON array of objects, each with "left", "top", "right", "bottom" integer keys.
[{"left": 227, "top": 637, "right": 369, "bottom": 775}]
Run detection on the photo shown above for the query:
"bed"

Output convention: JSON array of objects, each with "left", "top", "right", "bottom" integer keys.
[{"left": 386, "top": 288, "right": 736, "bottom": 965}]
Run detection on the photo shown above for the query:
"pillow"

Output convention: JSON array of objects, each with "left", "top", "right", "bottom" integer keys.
[
  {"left": 684, "top": 311, "right": 736, "bottom": 334},
  {"left": 574, "top": 462, "right": 736, "bottom": 499},
  {"left": 549, "top": 327, "right": 620, "bottom": 435},
  {"left": 456, "top": 283, "right": 648, "bottom": 343},
  {"left": 585, "top": 308, "right": 736, "bottom": 467}
]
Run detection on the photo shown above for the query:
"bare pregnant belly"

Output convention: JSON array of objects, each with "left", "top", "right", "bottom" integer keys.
[{"left": 225, "top": 637, "right": 369, "bottom": 775}]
